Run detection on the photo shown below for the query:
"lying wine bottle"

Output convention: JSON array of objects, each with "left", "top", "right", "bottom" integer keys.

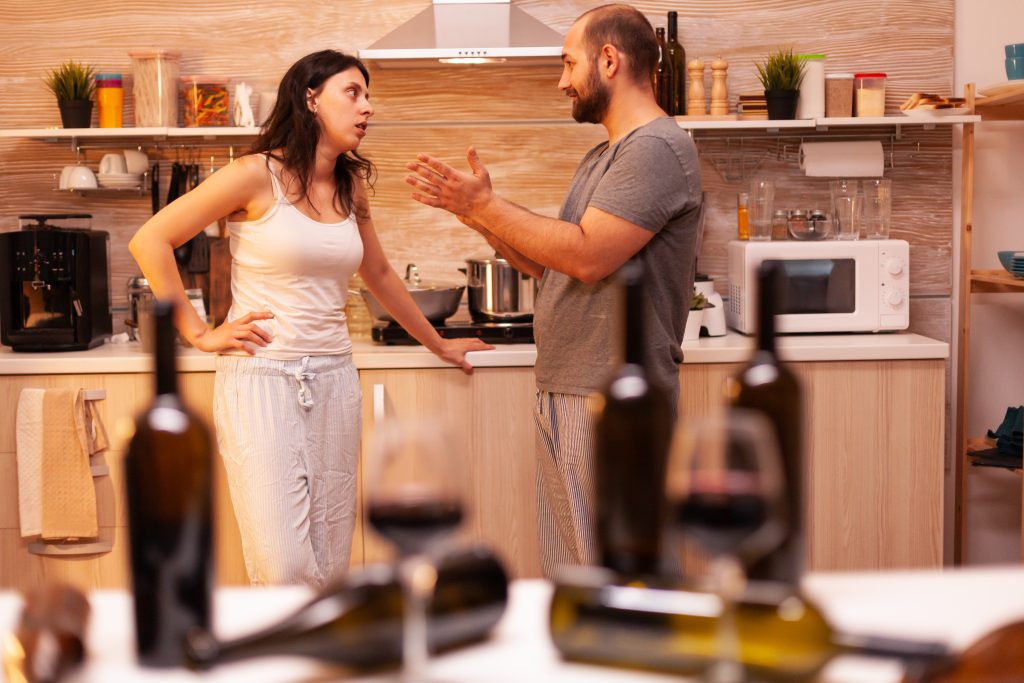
[
  {"left": 186, "top": 546, "right": 508, "bottom": 671},
  {"left": 549, "top": 567, "right": 950, "bottom": 681}
]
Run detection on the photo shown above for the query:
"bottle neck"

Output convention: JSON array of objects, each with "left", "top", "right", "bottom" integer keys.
[
  {"left": 153, "top": 304, "right": 179, "bottom": 397},
  {"left": 756, "top": 265, "right": 779, "bottom": 354},
  {"left": 667, "top": 13, "right": 678, "bottom": 40},
  {"left": 622, "top": 263, "right": 645, "bottom": 367}
]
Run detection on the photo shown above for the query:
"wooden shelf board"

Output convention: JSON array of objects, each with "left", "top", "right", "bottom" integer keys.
[
  {"left": 966, "top": 436, "right": 1022, "bottom": 475},
  {"left": 975, "top": 81, "right": 1024, "bottom": 117},
  {"left": 970, "top": 269, "right": 1024, "bottom": 292}
]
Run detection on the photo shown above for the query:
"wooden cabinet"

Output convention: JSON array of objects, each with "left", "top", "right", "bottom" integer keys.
[
  {"left": 954, "top": 83, "right": 1024, "bottom": 562},
  {"left": 356, "top": 367, "right": 539, "bottom": 577},
  {"left": 0, "top": 356, "right": 943, "bottom": 591}
]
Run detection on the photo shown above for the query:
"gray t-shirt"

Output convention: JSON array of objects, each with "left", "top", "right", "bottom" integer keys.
[{"left": 533, "top": 116, "right": 702, "bottom": 397}]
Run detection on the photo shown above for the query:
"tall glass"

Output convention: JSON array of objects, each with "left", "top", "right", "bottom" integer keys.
[
  {"left": 366, "top": 418, "right": 466, "bottom": 683},
  {"left": 666, "top": 410, "right": 786, "bottom": 682},
  {"left": 748, "top": 179, "right": 775, "bottom": 241},
  {"left": 861, "top": 178, "right": 892, "bottom": 239},
  {"left": 829, "top": 179, "right": 861, "bottom": 241}
]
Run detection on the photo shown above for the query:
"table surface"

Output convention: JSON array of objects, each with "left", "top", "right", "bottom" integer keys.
[{"left": 2, "top": 565, "right": 1024, "bottom": 683}]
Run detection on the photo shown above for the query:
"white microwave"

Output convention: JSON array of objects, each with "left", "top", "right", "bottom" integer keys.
[{"left": 726, "top": 239, "right": 910, "bottom": 334}]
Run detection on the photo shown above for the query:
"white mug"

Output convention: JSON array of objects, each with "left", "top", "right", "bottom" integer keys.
[
  {"left": 65, "top": 165, "right": 98, "bottom": 189},
  {"left": 122, "top": 149, "right": 149, "bottom": 175},
  {"left": 99, "top": 153, "right": 127, "bottom": 175},
  {"left": 59, "top": 165, "right": 76, "bottom": 189}
]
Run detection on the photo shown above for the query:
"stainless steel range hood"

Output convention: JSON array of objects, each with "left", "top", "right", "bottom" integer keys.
[{"left": 358, "top": 0, "right": 564, "bottom": 67}]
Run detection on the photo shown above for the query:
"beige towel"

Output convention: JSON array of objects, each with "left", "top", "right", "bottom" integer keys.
[
  {"left": 16, "top": 388, "right": 45, "bottom": 537},
  {"left": 17, "top": 389, "right": 106, "bottom": 539}
]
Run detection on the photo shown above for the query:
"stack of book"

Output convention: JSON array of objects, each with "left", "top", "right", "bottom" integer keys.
[{"left": 738, "top": 92, "right": 768, "bottom": 120}]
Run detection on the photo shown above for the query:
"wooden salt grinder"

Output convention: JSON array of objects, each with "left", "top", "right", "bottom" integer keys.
[
  {"left": 687, "top": 59, "right": 706, "bottom": 115},
  {"left": 710, "top": 57, "right": 729, "bottom": 115}
]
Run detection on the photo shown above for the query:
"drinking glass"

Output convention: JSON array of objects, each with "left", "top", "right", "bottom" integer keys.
[
  {"left": 367, "top": 418, "right": 466, "bottom": 682},
  {"left": 748, "top": 178, "right": 775, "bottom": 241},
  {"left": 861, "top": 178, "right": 892, "bottom": 239},
  {"left": 666, "top": 410, "right": 786, "bottom": 683},
  {"left": 829, "top": 179, "right": 861, "bottom": 241}
]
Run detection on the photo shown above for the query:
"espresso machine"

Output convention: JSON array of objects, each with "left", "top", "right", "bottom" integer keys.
[{"left": 0, "top": 214, "right": 112, "bottom": 351}]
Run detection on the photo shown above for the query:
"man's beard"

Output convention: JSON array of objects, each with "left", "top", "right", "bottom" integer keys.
[{"left": 570, "top": 65, "right": 610, "bottom": 124}]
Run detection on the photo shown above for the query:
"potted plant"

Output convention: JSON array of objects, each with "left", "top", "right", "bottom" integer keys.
[
  {"left": 755, "top": 48, "right": 804, "bottom": 120},
  {"left": 45, "top": 60, "right": 96, "bottom": 129},
  {"left": 684, "top": 289, "right": 710, "bottom": 341}
]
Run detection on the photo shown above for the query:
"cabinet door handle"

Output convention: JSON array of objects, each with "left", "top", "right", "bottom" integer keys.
[{"left": 373, "top": 383, "right": 386, "bottom": 426}]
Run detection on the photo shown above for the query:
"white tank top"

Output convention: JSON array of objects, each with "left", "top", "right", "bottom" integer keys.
[{"left": 223, "top": 155, "right": 364, "bottom": 359}]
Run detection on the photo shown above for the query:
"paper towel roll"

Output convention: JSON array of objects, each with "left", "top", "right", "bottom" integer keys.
[{"left": 799, "top": 141, "right": 884, "bottom": 177}]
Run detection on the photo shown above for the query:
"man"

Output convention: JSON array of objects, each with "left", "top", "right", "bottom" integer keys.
[{"left": 405, "top": 4, "right": 702, "bottom": 575}]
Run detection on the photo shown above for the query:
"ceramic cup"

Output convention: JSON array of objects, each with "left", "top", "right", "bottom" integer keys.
[
  {"left": 99, "top": 153, "right": 127, "bottom": 175},
  {"left": 65, "top": 165, "right": 98, "bottom": 189},
  {"left": 122, "top": 149, "right": 149, "bottom": 175},
  {"left": 1005, "top": 43, "right": 1024, "bottom": 59}
]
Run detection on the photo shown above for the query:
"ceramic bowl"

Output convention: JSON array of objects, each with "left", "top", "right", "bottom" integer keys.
[
  {"left": 1005, "top": 43, "right": 1024, "bottom": 59},
  {"left": 997, "top": 250, "right": 1024, "bottom": 276},
  {"left": 1006, "top": 58, "right": 1024, "bottom": 80}
]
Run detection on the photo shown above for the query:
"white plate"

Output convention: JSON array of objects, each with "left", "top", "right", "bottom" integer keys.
[{"left": 900, "top": 106, "right": 970, "bottom": 116}]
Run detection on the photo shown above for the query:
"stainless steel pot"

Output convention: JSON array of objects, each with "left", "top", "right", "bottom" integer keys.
[
  {"left": 464, "top": 255, "right": 535, "bottom": 323},
  {"left": 126, "top": 276, "right": 154, "bottom": 342},
  {"left": 359, "top": 264, "right": 465, "bottom": 324}
]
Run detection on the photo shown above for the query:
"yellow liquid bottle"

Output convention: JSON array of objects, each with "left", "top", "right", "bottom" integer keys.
[{"left": 737, "top": 192, "right": 750, "bottom": 240}]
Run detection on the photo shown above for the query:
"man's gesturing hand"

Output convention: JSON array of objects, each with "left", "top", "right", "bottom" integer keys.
[{"left": 405, "top": 147, "right": 493, "bottom": 219}]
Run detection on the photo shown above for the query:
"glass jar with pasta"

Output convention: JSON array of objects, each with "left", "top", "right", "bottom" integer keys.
[
  {"left": 128, "top": 50, "right": 180, "bottom": 127},
  {"left": 180, "top": 76, "right": 231, "bottom": 127}
]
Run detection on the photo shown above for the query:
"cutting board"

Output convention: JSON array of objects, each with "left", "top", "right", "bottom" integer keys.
[{"left": 208, "top": 236, "right": 233, "bottom": 326}]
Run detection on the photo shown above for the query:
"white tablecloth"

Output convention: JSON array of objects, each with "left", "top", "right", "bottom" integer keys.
[{"left": 3, "top": 566, "right": 1024, "bottom": 683}]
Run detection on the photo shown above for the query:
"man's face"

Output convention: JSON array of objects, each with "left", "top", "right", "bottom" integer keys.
[{"left": 559, "top": 19, "right": 611, "bottom": 124}]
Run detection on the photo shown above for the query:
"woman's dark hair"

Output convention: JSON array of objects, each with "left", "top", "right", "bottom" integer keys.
[{"left": 251, "top": 50, "right": 376, "bottom": 218}]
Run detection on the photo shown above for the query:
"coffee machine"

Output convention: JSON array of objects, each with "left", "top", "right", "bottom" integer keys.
[{"left": 0, "top": 214, "right": 112, "bottom": 351}]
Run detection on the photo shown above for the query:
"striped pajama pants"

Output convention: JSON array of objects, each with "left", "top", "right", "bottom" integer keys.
[
  {"left": 534, "top": 391, "right": 599, "bottom": 577},
  {"left": 213, "top": 354, "right": 361, "bottom": 590}
]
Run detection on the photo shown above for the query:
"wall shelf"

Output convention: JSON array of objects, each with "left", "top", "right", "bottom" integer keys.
[{"left": 970, "top": 268, "right": 1024, "bottom": 293}]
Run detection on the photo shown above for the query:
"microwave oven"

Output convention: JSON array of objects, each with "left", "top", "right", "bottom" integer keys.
[{"left": 726, "top": 239, "right": 910, "bottom": 334}]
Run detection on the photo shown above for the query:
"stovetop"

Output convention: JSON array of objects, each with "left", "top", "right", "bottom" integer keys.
[{"left": 371, "top": 320, "right": 534, "bottom": 345}]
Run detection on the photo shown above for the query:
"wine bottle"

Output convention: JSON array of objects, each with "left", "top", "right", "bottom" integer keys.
[
  {"left": 655, "top": 27, "right": 670, "bottom": 111},
  {"left": 185, "top": 546, "right": 508, "bottom": 671},
  {"left": 124, "top": 299, "right": 214, "bottom": 668},
  {"left": 592, "top": 259, "right": 674, "bottom": 578},
  {"left": 549, "top": 567, "right": 951, "bottom": 681},
  {"left": 726, "top": 262, "right": 804, "bottom": 584},
  {"left": 666, "top": 12, "right": 687, "bottom": 115}
]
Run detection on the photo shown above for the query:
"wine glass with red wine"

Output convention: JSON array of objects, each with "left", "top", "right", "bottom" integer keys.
[
  {"left": 366, "top": 418, "right": 466, "bottom": 682},
  {"left": 666, "top": 409, "right": 786, "bottom": 682}
]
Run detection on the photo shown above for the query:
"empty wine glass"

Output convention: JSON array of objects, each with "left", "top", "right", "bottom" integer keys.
[
  {"left": 666, "top": 410, "right": 786, "bottom": 683},
  {"left": 367, "top": 418, "right": 466, "bottom": 682}
]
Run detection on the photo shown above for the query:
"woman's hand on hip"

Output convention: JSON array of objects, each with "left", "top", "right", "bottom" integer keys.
[
  {"left": 193, "top": 310, "right": 275, "bottom": 354},
  {"left": 433, "top": 338, "right": 494, "bottom": 375}
]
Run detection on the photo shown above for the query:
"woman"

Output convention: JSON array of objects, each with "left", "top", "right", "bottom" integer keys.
[{"left": 129, "top": 50, "right": 490, "bottom": 589}]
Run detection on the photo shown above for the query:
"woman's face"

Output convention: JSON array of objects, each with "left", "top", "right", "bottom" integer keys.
[{"left": 308, "top": 67, "right": 374, "bottom": 152}]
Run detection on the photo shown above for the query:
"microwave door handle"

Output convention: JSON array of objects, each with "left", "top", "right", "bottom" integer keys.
[{"left": 70, "top": 286, "right": 84, "bottom": 318}]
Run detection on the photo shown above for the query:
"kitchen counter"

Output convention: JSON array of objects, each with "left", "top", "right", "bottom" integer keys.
[{"left": 0, "top": 332, "right": 949, "bottom": 375}]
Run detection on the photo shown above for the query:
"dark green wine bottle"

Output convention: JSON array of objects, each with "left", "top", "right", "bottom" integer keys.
[
  {"left": 549, "top": 567, "right": 950, "bottom": 681},
  {"left": 125, "top": 299, "right": 214, "bottom": 667},
  {"left": 592, "top": 260, "right": 673, "bottom": 578},
  {"left": 666, "top": 12, "right": 686, "bottom": 115},
  {"left": 186, "top": 547, "right": 508, "bottom": 671},
  {"left": 728, "top": 261, "right": 805, "bottom": 584},
  {"left": 655, "top": 27, "right": 671, "bottom": 111}
]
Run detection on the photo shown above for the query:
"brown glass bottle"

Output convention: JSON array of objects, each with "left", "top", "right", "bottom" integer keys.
[
  {"left": 592, "top": 260, "right": 673, "bottom": 578},
  {"left": 125, "top": 300, "right": 213, "bottom": 667},
  {"left": 186, "top": 547, "right": 508, "bottom": 670},
  {"left": 727, "top": 262, "right": 804, "bottom": 584},
  {"left": 666, "top": 12, "right": 687, "bottom": 115},
  {"left": 655, "top": 27, "right": 670, "bottom": 111}
]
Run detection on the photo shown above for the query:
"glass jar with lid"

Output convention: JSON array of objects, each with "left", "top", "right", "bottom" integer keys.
[
  {"left": 771, "top": 209, "right": 789, "bottom": 240},
  {"left": 128, "top": 50, "right": 180, "bottom": 127}
]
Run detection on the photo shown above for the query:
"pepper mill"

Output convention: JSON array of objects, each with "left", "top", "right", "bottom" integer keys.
[
  {"left": 687, "top": 59, "right": 706, "bottom": 115},
  {"left": 710, "top": 57, "right": 729, "bottom": 115}
]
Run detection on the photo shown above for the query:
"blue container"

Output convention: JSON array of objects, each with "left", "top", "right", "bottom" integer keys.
[
  {"left": 1005, "top": 43, "right": 1024, "bottom": 59},
  {"left": 1006, "top": 57, "right": 1024, "bottom": 80}
]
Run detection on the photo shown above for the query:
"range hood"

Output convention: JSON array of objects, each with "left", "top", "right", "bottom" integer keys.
[{"left": 358, "top": 0, "right": 564, "bottom": 67}]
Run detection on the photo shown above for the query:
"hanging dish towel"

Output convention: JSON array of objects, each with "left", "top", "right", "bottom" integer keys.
[{"left": 16, "top": 389, "right": 104, "bottom": 540}]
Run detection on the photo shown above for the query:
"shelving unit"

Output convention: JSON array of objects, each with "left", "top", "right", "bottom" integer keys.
[{"left": 954, "top": 81, "right": 1024, "bottom": 563}]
